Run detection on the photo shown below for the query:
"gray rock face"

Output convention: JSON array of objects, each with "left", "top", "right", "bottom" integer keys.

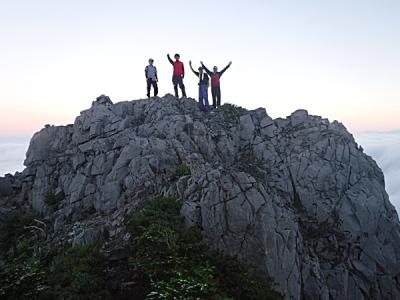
[{"left": 1, "top": 94, "right": 400, "bottom": 299}]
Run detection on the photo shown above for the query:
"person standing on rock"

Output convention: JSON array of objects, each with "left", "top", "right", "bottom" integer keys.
[
  {"left": 145, "top": 58, "right": 158, "bottom": 98},
  {"left": 200, "top": 61, "right": 232, "bottom": 108},
  {"left": 167, "top": 53, "right": 186, "bottom": 98},
  {"left": 189, "top": 60, "right": 210, "bottom": 111}
]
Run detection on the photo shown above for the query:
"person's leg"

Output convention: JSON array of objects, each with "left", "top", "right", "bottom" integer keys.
[
  {"left": 211, "top": 87, "right": 217, "bottom": 108},
  {"left": 152, "top": 81, "right": 158, "bottom": 97},
  {"left": 217, "top": 87, "right": 221, "bottom": 107},
  {"left": 203, "top": 86, "right": 209, "bottom": 109},
  {"left": 146, "top": 79, "right": 151, "bottom": 97},
  {"left": 198, "top": 86, "right": 204, "bottom": 110},
  {"left": 174, "top": 84, "right": 179, "bottom": 97},
  {"left": 172, "top": 76, "right": 179, "bottom": 97},
  {"left": 201, "top": 85, "right": 209, "bottom": 111},
  {"left": 179, "top": 77, "right": 186, "bottom": 97}
]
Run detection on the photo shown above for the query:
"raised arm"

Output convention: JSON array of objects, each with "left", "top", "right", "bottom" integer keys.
[
  {"left": 189, "top": 61, "right": 199, "bottom": 76},
  {"left": 167, "top": 54, "right": 174, "bottom": 65},
  {"left": 200, "top": 61, "right": 213, "bottom": 76},
  {"left": 219, "top": 61, "right": 232, "bottom": 76}
]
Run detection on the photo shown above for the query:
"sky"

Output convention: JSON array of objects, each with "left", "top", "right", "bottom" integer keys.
[{"left": 0, "top": 0, "right": 399, "bottom": 136}]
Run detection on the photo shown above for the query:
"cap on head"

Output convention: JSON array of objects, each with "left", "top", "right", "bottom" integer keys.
[
  {"left": 174, "top": 54, "right": 180, "bottom": 59},
  {"left": 213, "top": 66, "right": 218, "bottom": 71},
  {"left": 149, "top": 58, "right": 154, "bottom": 62},
  {"left": 198, "top": 67, "right": 203, "bottom": 71}
]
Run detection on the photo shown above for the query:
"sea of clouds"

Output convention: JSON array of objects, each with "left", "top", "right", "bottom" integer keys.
[
  {"left": 354, "top": 131, "right": 400, "bottom": 213},
  {"left": 0, "top": 137, "right": 30, "bottom": 177},
  {"left": 0, "top": 133, "right": 399, "bottom": 212}
]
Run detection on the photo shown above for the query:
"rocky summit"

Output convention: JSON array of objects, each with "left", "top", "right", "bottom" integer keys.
[{"left": 1, "top": 94, "right": 400, "bottom": 299}]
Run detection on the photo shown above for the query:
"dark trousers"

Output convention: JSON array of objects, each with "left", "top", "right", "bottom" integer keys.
[
  {"left": 172, "top": 75, "right": 186, "bottom": 98},
  {"left": 211, "top": 86, "right": 221, "bottom": 108},
  {"left": 147, "top": 79, "right": 158, "bottom": 97},
  {"left": 198, "top": 85, "right": 209, "bottom": 111}
]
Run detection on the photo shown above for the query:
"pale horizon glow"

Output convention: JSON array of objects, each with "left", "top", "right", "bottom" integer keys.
[{"left": 1, "top": 0, "right": 400, "bottom": 136}]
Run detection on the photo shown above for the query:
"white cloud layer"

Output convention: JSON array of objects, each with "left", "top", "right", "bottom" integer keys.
[
  {"left": 355, "top": 131, "right": 400, "bottom": 213},
  {"left": 0, "top": 133, "right": 399, "bottom": 213}
]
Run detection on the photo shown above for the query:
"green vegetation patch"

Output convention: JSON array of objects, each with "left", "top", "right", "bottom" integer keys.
[
  {"left": 0, "top": 199, "right": 281, "bottom": 299},
  {"left": 219, "top": 103, "right": 247, "bottom": 122},
  {"left": 0, "top": 211, "right": 36, "bottom": 254},
  {"left": 0, "top": 240, "right": 111, "bottom": 299},
  {"left": 0, "top": 256, "right": 48, "bottom": 299},
  {"left": 45, "top": 243, "right": 111, "bottom": 299},
  {"left": 125, "top": 197, "right": 282, "bottom": 300},
  {"left": 174, "top": 163, "right": 191, "bottom": 179}
]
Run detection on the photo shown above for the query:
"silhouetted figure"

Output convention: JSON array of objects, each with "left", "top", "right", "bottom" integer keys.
[
  {"left": 189, "top": 60, "right": 209, "bottom": 111},
  {"left": 201, "top": 61, "right": 232, "bottom": 108},
  {"left": 167, "top": 53, "right": 186, "bottom": 98},
  {"left": 145, "top": 58, "right": 158, "bottom": 98}
]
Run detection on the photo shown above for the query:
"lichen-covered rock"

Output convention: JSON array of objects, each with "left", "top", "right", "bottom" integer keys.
[{"left": 1, "top": 94, "right": 399, "bottom": 299}]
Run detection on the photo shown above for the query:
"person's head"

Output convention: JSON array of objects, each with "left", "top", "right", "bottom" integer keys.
[
  {"left": 198, "top": 67, "right": 204, "bottom": 74},
  {"left": 148, "top": 58, "right": 154, "bottom": 65},
  {"left": 213, "top": 66, "right": 218, "bottom": 73},
  {"left": 174, "top": 54, "right": 180, "bottom": 61}
]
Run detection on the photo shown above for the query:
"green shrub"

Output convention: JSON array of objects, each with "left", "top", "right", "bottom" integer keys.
[
  {"left": 44, "top": 243, "right": 111, "bottom": 300},
  {"left": 147, "top": 267, "right": 218, "bottom": 300},
  {"left": 219, "top": 103, "right": 246, "bottom": 122},
  {"left": 0, "top": 211, "right": 36, "bottom": 254},
  {"left": 174, "top": 163, "right": 191, "bottom": 179},
  {"left": 16, "top": 238, "right": 32, "bottom": 257},
  {"left": 220, "top": 103, "right": 245, "bottom": 112},
  {"left": 125, "top": 197, "right": 182, "bottom": 236},
  {"left": 125, "top": 197, "right": 282, "bottom": 300},
  {"left": 0, "top": 242, "right": 111, "bottom": 300},
  {"left": 0, "top": 256, "right": 48, "bottom": 299}
]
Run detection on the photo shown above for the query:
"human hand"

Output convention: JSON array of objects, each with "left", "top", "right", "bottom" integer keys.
[
  {"left": 200, "top": 61, "right": 204, "bottom": 65},
  {"left": 229, "top": 61, "right": 232, "bottom": 65},
  {"left": 189, "top": 60, "right": 192, "bottom": 65}
]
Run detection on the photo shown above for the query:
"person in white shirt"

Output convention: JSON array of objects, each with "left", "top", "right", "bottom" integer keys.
[{"left": 145, "top": 58, "right": 158, "bottom": 98}]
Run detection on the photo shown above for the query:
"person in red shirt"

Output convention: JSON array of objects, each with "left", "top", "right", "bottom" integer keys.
[
  {"left": 167, "top": 53, "right": 186, "bottom": 98},
  {"left": 200, "top": 61, "right": 232, "bottom": 108}
]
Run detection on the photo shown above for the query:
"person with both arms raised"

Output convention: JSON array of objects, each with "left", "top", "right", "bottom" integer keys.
[
  {"left": 189, "top": 60, "right": 210, "bottom": 111},
  {"left": 200, "top": 60, "right": 232, "bottom": 108},
  {"left": 145, "top": 58, "right": 158, "bottom": 98},
  {"left": 167, "top": 53, "right": 186, "bottom": 98}
]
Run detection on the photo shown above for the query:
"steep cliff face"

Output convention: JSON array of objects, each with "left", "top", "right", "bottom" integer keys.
[{"left": 1, "top": 94, "right": 400, "bottom": 299}]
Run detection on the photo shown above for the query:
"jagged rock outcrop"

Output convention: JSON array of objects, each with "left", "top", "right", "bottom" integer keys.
[{"left": 1, "top": 94, "right": 400, "bottom": 299}]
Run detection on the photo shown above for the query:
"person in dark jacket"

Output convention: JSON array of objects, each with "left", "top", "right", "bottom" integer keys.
[
  {"left": 145, "top": 58, "right": 158, "bottom": 98},
  {"left": 167, "top": 53, "right": 186, "bottom": 98},
  {"left": 200, "top": 61, "right": 232, "bottom": 108},
  {"left": 189, "top": 60, "right": 209, "bottom": 111}
]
